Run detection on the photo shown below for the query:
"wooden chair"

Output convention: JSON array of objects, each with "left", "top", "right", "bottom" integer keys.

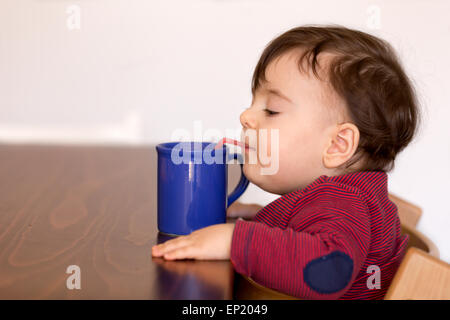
[
  {"left": 388, "top": 192, "right": 438, "bottom": 259},
  {"left": 234, "top": 193, "right": 448, "bottom": 299},
  {"left": 384, "top": 247, "right": 450, "bottom": 299},
  {"left": 401, "top": 223, "right": 439, "bottom": 258},
  {"left": 389, "top": 193, "right": 422, "bottom": 229},
  {"left": 234, "top": 273, "right": 300, "bottom": 300},
  {"left": 383, "top": 194, "right": 450, "bottom": 299}
]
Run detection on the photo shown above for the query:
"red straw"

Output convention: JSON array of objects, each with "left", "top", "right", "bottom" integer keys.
[{"left": 214, "top": 137, "right": 246, "bottom": 149}]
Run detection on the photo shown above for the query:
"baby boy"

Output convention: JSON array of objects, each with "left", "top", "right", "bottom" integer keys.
[{"left": 152, "top": 25, "right": 419, "bottom": 299}]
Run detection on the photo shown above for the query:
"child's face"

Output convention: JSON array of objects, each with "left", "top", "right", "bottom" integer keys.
[{"left": 240, "top": 49, "right": 351, "bottom": 195}]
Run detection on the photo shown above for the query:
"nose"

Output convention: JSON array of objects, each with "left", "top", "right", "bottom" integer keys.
[{"left": 240, "top": 108, "right": 257, "bottom": 129}]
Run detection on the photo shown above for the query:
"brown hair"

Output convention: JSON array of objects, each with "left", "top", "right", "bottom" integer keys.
[{"left": 252, "top": 25, "right": 420, "bottom": 173}]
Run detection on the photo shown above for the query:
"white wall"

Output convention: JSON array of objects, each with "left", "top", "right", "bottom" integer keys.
[{"left": 1, "top": 0, "right": 449, "bottom": 262}]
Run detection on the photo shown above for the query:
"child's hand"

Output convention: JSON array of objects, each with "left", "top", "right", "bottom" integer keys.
[
  {"left": 151, "top": 223, "right": 235, "bottom": 260},
  {"left": 227, "top": 201, "right": 263, "bottom": 220}
]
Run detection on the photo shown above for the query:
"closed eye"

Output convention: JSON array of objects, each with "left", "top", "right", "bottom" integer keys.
[{"left": 264, "top": 108, "right": 280, "bottom": 116}]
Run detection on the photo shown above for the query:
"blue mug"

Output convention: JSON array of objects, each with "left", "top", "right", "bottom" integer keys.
[{"left": 155, "top": 141, "right": 249, "bottom": 236}]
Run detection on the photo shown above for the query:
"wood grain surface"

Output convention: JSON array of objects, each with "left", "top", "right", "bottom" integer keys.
[{"left": 0, "top": 144, "right": 236, "bottom": 299}]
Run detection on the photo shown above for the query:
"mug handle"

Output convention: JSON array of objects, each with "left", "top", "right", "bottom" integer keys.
[{"left": 226, "top": 153, "right": 250, "bottom": 207}]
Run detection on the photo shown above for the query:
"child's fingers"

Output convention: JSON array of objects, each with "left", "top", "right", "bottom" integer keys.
[
  {"left": 226, "top": 208, "right": 238, "bottom": 218},
  {"left": 227, "top": 202, "right": 261, "bottom": 219},
  {"left": 152, "top": 236, "right": 191, "bottom": 257},
  {"left": 163, "top": 246, "right": 197, "bottom": 260},
  {"left": 226, "top": 201, "right": 244, "bottom": 217}
]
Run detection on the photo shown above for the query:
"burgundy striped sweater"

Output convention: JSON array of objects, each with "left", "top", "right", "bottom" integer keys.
[{"left": 230, "top": 171, "right": 408, "bottom": 299}]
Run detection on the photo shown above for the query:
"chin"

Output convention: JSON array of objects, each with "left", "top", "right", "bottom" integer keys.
[
  {"left": 242, "top": 163, "right": 263, "bottom": 186},
  {"left": 242, "top": 163, "right": 254, "bottom": 182},
  {"left": 243, "top": 164, "right": 285, "bottom": 195},
  {"left": 260, "top": 184, "right": 285, "bottom": 195}
]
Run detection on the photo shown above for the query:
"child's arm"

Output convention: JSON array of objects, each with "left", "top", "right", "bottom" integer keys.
[
  {"left": 227, "top": 201, "right": 263, "bottom": 220},
  {"left": 152, "top": 223, "right": 236, "bottom": 260},
  {"left": 230, "top": 193, "right": 372, "bottom": 300},
  {"left": 151, "top": 204, "right": 263, "bottom": 261}
]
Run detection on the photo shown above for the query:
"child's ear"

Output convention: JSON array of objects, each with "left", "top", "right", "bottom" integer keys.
[{"left": 322, "top": 123, "right": 360, "bottom": 169}]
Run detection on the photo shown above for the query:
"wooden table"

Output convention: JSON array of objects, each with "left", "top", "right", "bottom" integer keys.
[{"left": 0, "top": 144, "right": 235, "bottom": 299}]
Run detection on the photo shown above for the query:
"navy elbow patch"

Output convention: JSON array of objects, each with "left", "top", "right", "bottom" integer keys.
[{"left": 303, "top": 251, "right": 354, "bottom": 294}]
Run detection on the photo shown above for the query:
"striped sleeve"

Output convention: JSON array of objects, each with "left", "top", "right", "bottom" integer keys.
[{"left": 230, "top": 186, "right": 372, "bottom": 299}]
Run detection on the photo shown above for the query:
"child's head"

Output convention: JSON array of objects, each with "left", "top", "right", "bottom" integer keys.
[{"left": 240, "top": 25, "right": 420, "bottom": 195}]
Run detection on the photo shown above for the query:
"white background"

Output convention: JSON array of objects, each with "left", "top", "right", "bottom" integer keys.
[{"left": 1, "top": 0, "right": 449, "bottom": 262}]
